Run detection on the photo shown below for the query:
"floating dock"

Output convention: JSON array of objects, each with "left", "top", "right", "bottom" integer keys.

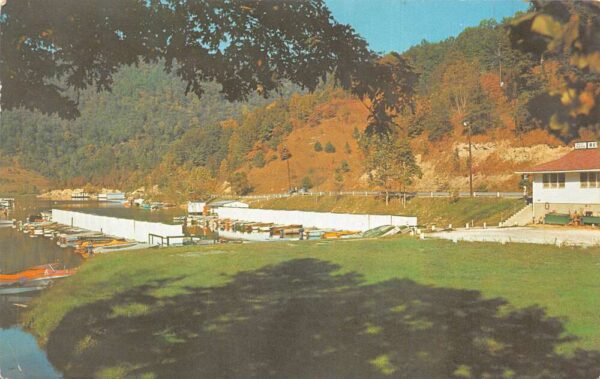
[
  {"left": 214, "top": 207, "right": 417, "bottom": 232},
  {"left": 52, "top": 209, "right": 184, "bottom": 244}
]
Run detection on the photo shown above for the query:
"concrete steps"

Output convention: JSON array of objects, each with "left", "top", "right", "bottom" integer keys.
[{"left": 500, "top": 204, "right": 533, "bottom": 227}]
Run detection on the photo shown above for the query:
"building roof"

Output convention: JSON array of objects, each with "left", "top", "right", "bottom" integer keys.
[{"left": 516, "top": 148, "right": 600, "bottom": 174}]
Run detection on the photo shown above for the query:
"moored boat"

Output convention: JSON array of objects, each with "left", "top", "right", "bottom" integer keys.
[
  {"left": 0, "top": 264, "right": 76, "bottom": 288},
  {"left": 75, "top": 239, "right": 131, "bottom": 256},
  {"left": 322, "top": 230, "right": 360, "bottom": 239},
  {"left": 0, "top": 220, "right": 13, "bottom": 228}
]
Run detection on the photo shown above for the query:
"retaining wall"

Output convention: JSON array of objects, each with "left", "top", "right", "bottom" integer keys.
[
  {"left": 214, "top": 207, "right": 417, "bottom": 231},
  {"left": 52, "top": 209, "right": 183, "bottom": 243}
]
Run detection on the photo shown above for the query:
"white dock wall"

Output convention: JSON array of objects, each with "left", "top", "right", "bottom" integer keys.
[
  {"left": 52, "top": 209, "right": 183, "bottom": 243},
  {"left": 215, "top": 207, "right": 417, "bottom": 231}
]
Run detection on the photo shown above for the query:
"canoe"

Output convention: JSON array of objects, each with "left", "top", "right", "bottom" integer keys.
[{"left": 0, "top": 264, "right": 76, "bottom": 287}]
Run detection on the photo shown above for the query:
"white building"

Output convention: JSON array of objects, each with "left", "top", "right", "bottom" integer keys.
[
  {"left": 517, "top": 141, "right": 600, "bottom": 220},
  {"left": 188, "top": 200, "right": 249, "bottom": 215},
  {"left": 209, "top": 200, "right": 249, "bottom": 209},
  {"left": 98, "top": 192, "right": 126, "bottom": 202},
  {"left": 187, "top": 201, "right": 207, "bottom": 215}
]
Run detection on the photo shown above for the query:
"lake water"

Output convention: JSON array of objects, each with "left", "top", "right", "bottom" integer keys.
[{"left": 0, "top": 196, "right": 185, "bottom": 378}]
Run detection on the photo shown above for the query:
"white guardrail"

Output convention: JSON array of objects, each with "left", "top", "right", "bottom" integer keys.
[{"left": 217, "top": 191, "right": 525, "bottom": 201}]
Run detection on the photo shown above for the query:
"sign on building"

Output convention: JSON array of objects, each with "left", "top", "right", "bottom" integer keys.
[{"left": 575, "top": 141, "right": 598, "bottom": 149}]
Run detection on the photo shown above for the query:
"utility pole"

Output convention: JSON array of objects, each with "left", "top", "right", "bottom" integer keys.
[
  {"left": 497, "top": 45, "right": 503, "bottom": 87},
  {"left": 464, "top": 121, "right": 473, "bottom": 197},
  {"left": 281, "top": 145, "right": 292, "bottom": 192}
]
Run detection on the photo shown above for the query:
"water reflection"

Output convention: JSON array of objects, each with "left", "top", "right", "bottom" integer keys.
[
  {"left": 72, "top": 204, "right": 185, "bottom": 224},
  {"left": 0, "top": 228, "right": 80, "bottom": 275},
  {"left": 0, "top": 195, "right": 185, "bottom": 378},
  {"left": 0, "top": 327, "right": 61, "bottom": 379}
]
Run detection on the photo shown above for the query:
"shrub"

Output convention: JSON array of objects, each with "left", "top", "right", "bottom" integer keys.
[
  {"left": 324, "top": 142, "right": 336, "bottom": 153},
  {"left": 252, "top": 151, "right": 266, "bottom": 168},
  {"left": 344, "top": 142, "right": 351, "bottom": 154},
  {"left": 340, "top": 160, "right": 350, "bottom": 173},
  {"left": 301, "top": 176, "right": 313, "bottom": 190},
  {"left": 230, "top": 172, "right": 253, "bottom": 195},
  {"left": 314, "top": 141, "right": 323, "bottom": 152}
]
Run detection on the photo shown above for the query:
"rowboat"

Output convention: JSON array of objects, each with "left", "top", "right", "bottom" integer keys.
[
  {"left": 0, "top": 264, "right": 76, "bottom": 287},
  {"left": 75, "top": 239, "right": 130, "bottom": 256},
  {"left": 57, "top": 231, "right": 105, "bottom": 247},
  {"left": 0, "top": 220, "right": 13, "bottom": 228},
  {"left": 94, "top": 242, "right": 152, "bottom": 253},
  {"left": 77, "top": 242, "right": 153, "bottom": 258},
  {"left": 322, "top": 230, "right": 360, "bottom": 239}
]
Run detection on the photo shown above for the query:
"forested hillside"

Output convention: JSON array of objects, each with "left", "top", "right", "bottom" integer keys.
[
  {"left": 1, "top": 11, "right": 597, "bottom": 198},
  {"left": 0, "top": 63, "right": 302, "bottom": 189}
]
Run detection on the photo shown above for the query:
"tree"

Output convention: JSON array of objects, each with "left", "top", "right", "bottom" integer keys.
[
  {"left": 509, "top": 1, "right": 600, "bottom": 140},
  {"left": 333, "top": 169, "right": 344, "bottom": 195},
  {"left": 324, "top": 142, "right": 336, "bottom": 153},
  {"left": 344, "top": 142, "right": 352, "bottom": 154},
  {"left": 314, "top": 141, "right": 323, "bottom": 152},
  {"left": 441, "top": 57, "right": 481, "bottom": 120},
  {"left": 340, "top": 160, "right": 350, "bottom": 173},
  {"left": 365, "top": 136, "right": 422, "bottom": 206},
  {"left": 355, "top": 53, "right": 419, "bottom": 137},
  {"left": 301, "top": 176, "right": 313, "bottom": 191},
  {"left": 171, "top": 166, "right": 216, "bottom": 201},
  {"left": 229, "top": 172, "right": 252, "bottom": 196},
  {"left": 0, "top": 0, "right": 415, "bottom": 138},
  {"left": 252, "top": 151, "right": 266, "bottom": 168}
]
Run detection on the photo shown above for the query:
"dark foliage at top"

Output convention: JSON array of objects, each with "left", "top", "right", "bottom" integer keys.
[
  {"left": 0, "top": 0, "right": 414, "bottom": 123},
  {"left": 508, "top": 0, "right": 600, "bottom": 140}
]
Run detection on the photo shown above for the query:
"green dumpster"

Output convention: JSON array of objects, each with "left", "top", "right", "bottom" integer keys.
[
  {"left": 544, "top": 213, "right": 571, "bottom": 225},
  {"left": 582, "top": 216, "right": 600, "bottom": 225}
]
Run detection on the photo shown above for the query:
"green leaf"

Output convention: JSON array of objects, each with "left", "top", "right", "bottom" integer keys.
[{"left": 531, "top": 14, "right": 563, "bottom": 38}]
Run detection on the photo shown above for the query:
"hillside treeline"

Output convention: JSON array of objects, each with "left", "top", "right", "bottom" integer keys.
[{"left": 1, "top": 12, "right": 596, "bottom": 198}]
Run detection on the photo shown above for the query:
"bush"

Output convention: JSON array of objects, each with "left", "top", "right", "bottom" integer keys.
[
  {"left": 344, "top": 142, "right": 351, "bottom": 154},
  {"left": 301, "top": 176, "right": 313, "bottom": 190},
  {"left": 252, "top": 151, "right": 266, "bottom": 168},
  {"left": 314, "top": 141, "right": 323, "bottom": 152},
  {"left": 229, "top": 172, "right": 253, "bottom": 195},
  {"left": 340, "top": 160, "right": 350, "bottom": 173},
  {"left": 324, "top": 142, "right": 336, "bottom": 153}
]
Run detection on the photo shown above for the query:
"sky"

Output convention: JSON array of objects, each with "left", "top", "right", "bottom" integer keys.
[{"left": 325, "top": 0, "right": 530, "bottom": 53}]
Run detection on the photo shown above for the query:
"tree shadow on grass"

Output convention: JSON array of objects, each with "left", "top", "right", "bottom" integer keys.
[{"left": 43, "top": 259, "right": 599, "bottom": 378}]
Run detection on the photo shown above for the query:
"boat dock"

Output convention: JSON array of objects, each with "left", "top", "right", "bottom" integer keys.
[
  {"left": 182, "top": 205, "right": 418, "bottom": 242},
  {"left": 51, "top": 209, "right": 185, "bottom": 244},
  {"left": 0, "top": 198, "right": 15, "bottom": 209},
  {"left": 15, "top": 209, "right": 204, "bottom": 259}
]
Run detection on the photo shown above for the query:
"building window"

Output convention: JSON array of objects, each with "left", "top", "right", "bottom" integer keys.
[
  {"left": 557, "top": 173, "right": 565, "bottom": 188},
  {"left": 581, "top": 172, "right": 599, "bottom": 188},
  {"left": 544, "top": 173, "right": 565, "bottom": 188}
]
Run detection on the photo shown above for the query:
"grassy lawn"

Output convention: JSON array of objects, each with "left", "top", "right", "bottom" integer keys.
[
  {"left": 250, "top": 195, "right": 524, "bottom": 227},
  {"left": 24, "top": 237, "right": 600, "bottom": 378}
]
